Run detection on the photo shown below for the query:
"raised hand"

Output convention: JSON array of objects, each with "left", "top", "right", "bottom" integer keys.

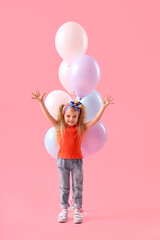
[
  {"left": 102, "top": 95, "right": 114, "bottom": 107},
  {"left": 31, "top": 89, "right": 46, "bottom": 102}
]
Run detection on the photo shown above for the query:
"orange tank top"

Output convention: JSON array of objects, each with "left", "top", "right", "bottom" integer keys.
[{"left": 57, "top": 124, "right": 83, "bottom": 159}]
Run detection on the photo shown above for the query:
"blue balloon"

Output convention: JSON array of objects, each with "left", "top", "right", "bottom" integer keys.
[
  {"left": 44, "top": 127, "right": 59, "bottom": 159},
  {"left": 77, "top": 90, "right": 103, "bottom": 121}
]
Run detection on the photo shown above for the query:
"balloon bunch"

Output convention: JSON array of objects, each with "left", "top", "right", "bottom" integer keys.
[{"left": 45, "top": 21, "right": 107, "bottom": 159}]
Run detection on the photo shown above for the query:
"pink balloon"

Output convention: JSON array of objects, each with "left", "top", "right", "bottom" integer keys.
[
  {"left": 55, "top": 22, "right": 88, "bottom": 64},
  {"left": 81, "top": 121, "right": 107, "bottom": 157},
  {"left": 44, "top": 90, "right": 72, "bottom": 119},
  {"left": 69, "top": 55, "right": 101, "bottom": 98},
  {"left": 58, "top": 60, "right": 74, "bottom": 95}
]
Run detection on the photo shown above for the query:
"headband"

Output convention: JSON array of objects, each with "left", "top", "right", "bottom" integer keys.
[{"left": 62, "top": 101, "right": 82, "bottom": 115}]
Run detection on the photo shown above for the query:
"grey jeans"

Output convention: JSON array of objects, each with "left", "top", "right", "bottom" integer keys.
[{"left": 57, "top": 157, "right": 83, "bottom": 209}]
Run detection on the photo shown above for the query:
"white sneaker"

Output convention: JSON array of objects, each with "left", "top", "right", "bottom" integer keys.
[
  {"left": 58, "top": 209, "right": 68, "bottom": 223},
  {"left": 74, "top": 209, "right": 83, "bottom": 224}
]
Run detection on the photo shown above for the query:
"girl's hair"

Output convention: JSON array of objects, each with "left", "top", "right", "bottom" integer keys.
[{"left": 55, "top": 103, "right": 86, "bottom": 145}]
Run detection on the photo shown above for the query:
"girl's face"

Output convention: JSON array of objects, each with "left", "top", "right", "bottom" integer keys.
[{"left": 64, "top": 107, "right": 79, "bottom": 126}]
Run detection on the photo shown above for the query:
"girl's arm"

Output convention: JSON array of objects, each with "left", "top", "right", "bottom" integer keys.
[
  {"left": 31, "top": 89, "right": 58, "bottom": 127},
  {"left": 84, "top": 95, "right": 114, "bottom": 129}
]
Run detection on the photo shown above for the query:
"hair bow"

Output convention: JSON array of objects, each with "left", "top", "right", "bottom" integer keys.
[{"left": 62, "top": 101, "right": 82, "bottom": 115}]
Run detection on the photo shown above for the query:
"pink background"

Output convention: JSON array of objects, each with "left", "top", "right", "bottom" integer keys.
[{"left": 0, "top": 0, "right": 160, "bottom": 239}]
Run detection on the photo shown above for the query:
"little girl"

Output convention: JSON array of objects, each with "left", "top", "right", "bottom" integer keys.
[{"left": 31, "top": 89, "right": 114, "bottom": 224}]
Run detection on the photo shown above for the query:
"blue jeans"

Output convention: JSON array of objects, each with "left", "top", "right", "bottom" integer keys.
[{"left": 57, "top": 157, "right": 83, "bottom": 209}]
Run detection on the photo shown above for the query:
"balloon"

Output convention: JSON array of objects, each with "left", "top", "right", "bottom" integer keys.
[
  {"left": 58, "top": 60, "right": 74, "bottom": 95},
  {"left": 69, "top": 55, "right": 101, "bottom": 98},
  {"left": 45, "top": 90, "right": 72, "bottom": 119},
  {"left": 44, "top": 122, "right": 107, "bottom": 159},
  {"left": 81, "top": 121, "right": 107, "bottom": 157},
  {"left": 55, "top": 21, "right": 88, "bottom": 64},
  {"left": 44, "top": 127, "right": 59, "bottom": 159},
  {"left": 76, "top": 90, "right": 103, "bottom": 121}
]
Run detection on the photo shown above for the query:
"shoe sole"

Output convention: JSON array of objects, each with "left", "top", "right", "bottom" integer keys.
[
  {"left": 58, "top": 218, "right": 68, "bottom": 223},
  {"left": 74, "top": 220, "right": 83, "bottom": 224}
]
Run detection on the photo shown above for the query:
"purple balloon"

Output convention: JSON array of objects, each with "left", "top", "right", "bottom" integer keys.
[
  {"left": 68, "top": 55, "right": 101, "bottom": 98},
  {"left": 81, "top": 121, "right": 107, "bottom": 157}
]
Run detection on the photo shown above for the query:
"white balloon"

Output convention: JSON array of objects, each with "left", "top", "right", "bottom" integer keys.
[
  {"left": 44, "top": 127, "right": 59, "bottom": 159},
  {"left": 55, "top": 21, "right": 88, "bottom": 64},
  {"left": 45, "top": 90, "right": 72, "bottom": 119},
  {"left": 58, "top": 60, "right": 74, "bottom": 95}
]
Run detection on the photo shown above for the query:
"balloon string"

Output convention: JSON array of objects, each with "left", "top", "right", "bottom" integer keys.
[{"left": 70, "top": 92, "right": 82, "bottom": 102}]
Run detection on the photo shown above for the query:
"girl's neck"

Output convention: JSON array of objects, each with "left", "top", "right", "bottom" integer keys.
[{"left": 67, "top": 123, "right": 78, "bottom": 127}]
